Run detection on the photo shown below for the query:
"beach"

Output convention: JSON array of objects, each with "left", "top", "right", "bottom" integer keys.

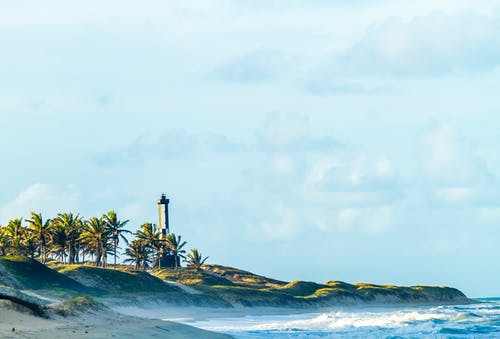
[{"left": 0, "top": 301, "right": 231, "bottom": 339}]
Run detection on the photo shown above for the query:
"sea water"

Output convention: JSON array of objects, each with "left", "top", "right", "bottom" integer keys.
[{"left": 186, "top": 299, "right": 500, "bottom": 338}]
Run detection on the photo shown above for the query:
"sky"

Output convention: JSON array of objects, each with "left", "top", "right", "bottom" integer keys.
[{"left": 1, "top": 0, "right": 500, "bottom": 297}]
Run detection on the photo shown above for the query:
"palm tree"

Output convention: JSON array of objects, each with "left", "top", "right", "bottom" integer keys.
[
  {"left": 164, "top": 233, "right": 187, "bottom": 269},
  {"left": 80, "top": 217, "right": 110, "bottom": 267},
  {"left": 124, "top": 239, "right": 151, "bottom": 270},
  {"left": 5, "top": 218, "right": 25, "bottom": 255},
  {"left": 52, "top": 213, "right": 81, "bottom": 264},
  {"left": 0, "top": 227, "right": 10, "bottom": 256},
  {"left": 26, "top": 212, "right": 52, "bottom": 263},
  {"left": 136, "top": 223, "right": 160, "bottom": 266},
  {"left": 23, "top": 235, "right": 37, "bottom": 259},
  {"left": 185, "top": 248, "right": 208, "bottom": 271},
  {"left": 103, "top": 211, "right": 131, "bottom": 267},
  {"left": 50, "top": 225, "right": 68, "bottom": 262}
]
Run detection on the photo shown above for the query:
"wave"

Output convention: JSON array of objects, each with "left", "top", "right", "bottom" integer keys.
[{"left": 187, "top": 301, "right": 500, "bottom": 338}]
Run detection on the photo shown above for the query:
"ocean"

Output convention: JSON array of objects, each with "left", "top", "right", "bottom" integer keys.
[{"left": 186, "top": 299, "right": 500, "bottom": 338}]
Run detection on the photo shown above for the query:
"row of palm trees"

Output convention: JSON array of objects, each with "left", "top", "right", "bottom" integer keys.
[
  {"left": 124, "top": 222, "right": 207, "bottom": 270},
  {"left": 0, "top": 211, "right": 208, "bottom": 270}
]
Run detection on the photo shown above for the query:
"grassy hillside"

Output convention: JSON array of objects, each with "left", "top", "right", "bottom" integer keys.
[
  {"left": 52, "top": 264, "right": 233, "bottom": 307},
  {"left": 0, "top": 256, "right": 469, "bottom": 308},
  {"left": 203, "top": 265, "right": 286, "bottom": 288},
  {"left": 0, "top": 256, "right": 90, "bottom": 294},
  {"left": 152, "top": 267, "right": 235, "bottom": 286},
  {"left": 201, "top": 285, "right": 303, "bottom": 307},
  {"left": 153, "top": 265, "right": 469, "bottom": 307},
  {"left": 53, "top": 265, "right": 182, "bottom": 294},
  {"left": 271, "top": 280, "right": 329, "bottom": 297}
]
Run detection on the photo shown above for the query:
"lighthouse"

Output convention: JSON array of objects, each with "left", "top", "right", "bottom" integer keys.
[{"left": 157, "top": 193, "right": 170, "bottom": 235}]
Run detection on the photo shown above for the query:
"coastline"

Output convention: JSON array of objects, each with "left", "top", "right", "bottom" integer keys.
[
  {"left": 0, "top": 257, "right": 475, "bottom": 337},
  {"left": 0, "top": 297, "right": 488, "bottom": 338},
  {"left": 112, "top": 299, "right": 481, "bottom": 323},
  {"left": 0, "top": 303, "right": 231, "bottom": 339}
]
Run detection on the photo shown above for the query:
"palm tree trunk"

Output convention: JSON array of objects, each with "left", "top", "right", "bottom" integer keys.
[
  {"left": 67, "top": 243, "right": 72, "bottom": 264},
  {"left": 114, "top": 237, "right": 117, "bottom": 268},
  {"left": 96, "top": 244, "right": 101, "bottom": 266},
  {"left": 40, "top": 241, "right": 44, "bottom": 263}
]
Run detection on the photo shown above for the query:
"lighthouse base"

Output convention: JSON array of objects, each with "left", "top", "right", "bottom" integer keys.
[{"left": 154, "top": 254, "right": 181, "bottom": 268}]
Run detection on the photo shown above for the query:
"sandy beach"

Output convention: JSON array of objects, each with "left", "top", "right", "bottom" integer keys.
[{"left": 0, "top": 301, "right": 231, "bottom": 339}]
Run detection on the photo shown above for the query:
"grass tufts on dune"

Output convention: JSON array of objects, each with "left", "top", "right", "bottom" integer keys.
[
  {"left": 54, "top": 265, "right": 183, "bottom": 295},
  {"left": 153, "top": 268, "right": 235, "bottom": 286},
  {"left": 51, "top": 295, "right": 105, "bottom": 316},
  {"left": 203, "top": 265, "right": 286, "bottom": 288},
  {"left": 270, "top": 280, "right": 327, "bottom": 297}
]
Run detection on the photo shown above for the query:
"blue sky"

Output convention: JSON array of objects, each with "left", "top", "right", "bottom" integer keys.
[{"left": 1, "top": 0, "right": 500, "bottom": 297}]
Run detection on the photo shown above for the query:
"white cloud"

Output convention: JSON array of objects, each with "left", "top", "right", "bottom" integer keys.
[
  {"left": 305, "top": 153, "right": 399, "bottom": 193},
  {"left": 479, "top": 207, "right": 500, "bottom": 222},
  {"left": 336, "top": 11, "right": 500, "bottom": 76},
  {"left": 337, "top": 207, "right": 359, "bottom": 226},
  {"left": 0, "top": 183, "right": 80, "bottom": 223},
  {"left": 209, "top": 49, "right": 290, "bottom": 83},
  {"left": 375, "top": 155, "right": 394, "bottom": 177},
  {"left": 271, "top": 154, "right": 295, "bottom": 174},
  {"left": 259, "top": 205, "right": 301, "bottom": 240},
  {"left": 420, "top": 124, "right": 491, "bottom": 185},
  {"left": 258, "top": 113, "right": 309, "bottom": 148},
  {"left": 434, "top": 187, "right": 474, "bottom": 204},
  {"left": 336, "top": 206, "right": 393, "bottom": 235},
  {"left": 416, "top": 124, "right": 500, "bottom": 207}
]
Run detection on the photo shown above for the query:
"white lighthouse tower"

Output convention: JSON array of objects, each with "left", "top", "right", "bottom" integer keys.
[{"left": 157, "top": 193, "right": 170, "bottom": 235}]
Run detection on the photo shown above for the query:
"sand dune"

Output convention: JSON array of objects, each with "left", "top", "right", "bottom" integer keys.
[{"left": 0, "top": 301, "right": 231, "bottom": 339}]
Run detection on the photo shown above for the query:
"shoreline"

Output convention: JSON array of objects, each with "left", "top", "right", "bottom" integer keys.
[
  {"left": 111, "top": 298, "right": 481, "bottom": 323},
  {"left": 0, "top": 297, "right": 487, "bottom": 338},
  {"left": 0, "top": 257, "right": 476, "bottom": 337},
  {"left": 0, "top": 303, "right": 232, "bottom": 339}
]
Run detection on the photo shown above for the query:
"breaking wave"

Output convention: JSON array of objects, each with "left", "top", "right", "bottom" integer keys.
[{"left": 187, "top": 299, "right": 500, "bottom": 338}]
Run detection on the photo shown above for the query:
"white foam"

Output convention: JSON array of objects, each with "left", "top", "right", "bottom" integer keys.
[
  {"left": 111, "top": 300, "right": 499, "bottom": 337},
  {"left": 188, "top": 307, "right": 465, "bottom": 332}
]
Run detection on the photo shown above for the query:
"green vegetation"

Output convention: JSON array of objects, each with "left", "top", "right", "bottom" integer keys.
[
  {"left": 0, "top": 256, "right": 89, "bottom": 293},
  {"left": 132, "top": 224, "right": 190, "bottom": 269},
  {"left": 185, "top": 249, "right": 209, "bottom": 271},
  {"left": 203, "top": 285, "right": 300, "bottom": 307},
  {"left": 272, "top": 280, "right": 328, "bottom": 297},
  {"left": 0, "top": 256, "right": 469, "bottom": 309},
  {"left": 55, "top": 264, "right": 181, "bottom": 294},
  {"left": 0, "top": 209, "right": 470, "bottom": 309},
  {"left": 50, "top": 295, "right": 104, "bottom": 316},
  {"left": 103, "top": 211, "right": 131, "bottom": 267},
  {"left": 0, "top": 210, "right": 204, "bottom": 272},
  {"left": 203, "top": 265, "right": 286, "bottom": 288},
  {"left": 153, "top": 267, "right": 235, "bottom": 286},
  {"left": 124, "top": 239, "right": 151, "bottom": 269},
  {"left": 163, "top": 233, "right": 187, "bottom": 268}
]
